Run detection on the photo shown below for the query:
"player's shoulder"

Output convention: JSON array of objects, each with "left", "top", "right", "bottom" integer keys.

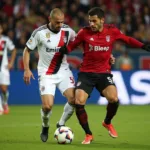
[
  {"left": 1, "top": 35, "right": 12, "bottom": 42},
  {"left": 104, "top": 24, "right": 116, "bottom": 29},
  {"left": 82, "top": 26, "right": 91, "bottom": 31},
  {"left": 32, "top": 24, "right": 47, "bottom": 37},
  {"left": 78, "top": 26, "right": 91, "bottom": 33},
  {"left": 62, "top": 24, "right": 74, "bottom": 31},
  {"left": 62, "top": 24, "right": 70, "bottom": 29},
  {"left": 104, "top": 24, "right": 120, "bottom": 33}
]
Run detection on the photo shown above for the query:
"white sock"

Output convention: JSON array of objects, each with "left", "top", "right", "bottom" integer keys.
[
  {"left": 58, "top": 102, "right": 74, "bottom": 125},
  {"left": 40, "top": 109, "right": 52, "bottom": 127},
  {"left": 1, "top": 91, "right": 9, "bottom": 105},
  {"left": 0, "top": 96, "right": 3, "bottom": 111}
]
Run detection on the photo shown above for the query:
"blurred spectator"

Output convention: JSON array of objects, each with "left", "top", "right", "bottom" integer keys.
[
  {"left": 115, "top": 50, "right": 135, "bottom": 70},
  {"left": 0, "top": 0, "right": 149, "bottom": 70}
]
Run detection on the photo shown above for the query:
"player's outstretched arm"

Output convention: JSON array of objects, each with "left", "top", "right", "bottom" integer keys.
[{"left": 23, "top": 47, "right": 35, "bottom": 85}]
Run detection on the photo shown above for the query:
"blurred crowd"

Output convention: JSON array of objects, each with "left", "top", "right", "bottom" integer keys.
[
  {"left": 0, "top": 0, "right": 150, "bottom": 70},
  {"left": 0, "top": 0, "right": 150, "bottom": 50}
]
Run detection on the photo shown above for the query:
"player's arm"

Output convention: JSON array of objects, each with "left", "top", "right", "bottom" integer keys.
[
  {"left": 23, "top": 47, "right": 35, "bottom": 85},
  {"left": 7, "top": 38, "right": 17, "bottom": 69},
  {"left": 23, "top": 29, "right": 40, "bottom": 84},
  {"left": 115, "top": 29, "right": 150, "bottom": 52},
  {"left": 8, "top": 48, "right": 17, "bottom": 70},
  {"left": 59, "top": 29, "right": 84, "bottom": 54}
]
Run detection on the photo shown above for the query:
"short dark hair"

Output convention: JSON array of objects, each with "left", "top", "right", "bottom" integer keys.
[{"left": 88, "top": 7, "right": 104, "bottom": 18}]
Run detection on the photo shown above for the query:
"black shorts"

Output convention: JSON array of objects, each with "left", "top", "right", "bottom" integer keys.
[{"left": 75, "top": 72, "right": 115, "bottom": 97}]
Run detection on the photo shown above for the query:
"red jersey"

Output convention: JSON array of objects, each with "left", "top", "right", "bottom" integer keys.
[{"left": 67, "top": 25, "right": 144, "bottom": 73}]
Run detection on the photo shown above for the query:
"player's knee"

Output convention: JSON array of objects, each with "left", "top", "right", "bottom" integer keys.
[
  {"left": 0, "top": 86, "right": 8, "bottom": 93},
  {"left": 75, "top": 97, "right": 86, "bottom": 105},
  {"left": 42, "top": 104, "right": 52, "bottom": 111},
  {"left": 107, "top": 95, "right": 118, "bottom": 103},
  {"left": 67, "top": 95, "right": 75, "bottom": 105}
]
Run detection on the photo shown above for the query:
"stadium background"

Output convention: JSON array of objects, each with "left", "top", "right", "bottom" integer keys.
[
  {"left": 0, "top": 0, "right": 150, "bottom": 105},
  {"left": 1, "top": 1, "right": 150, "bottom": 150}
]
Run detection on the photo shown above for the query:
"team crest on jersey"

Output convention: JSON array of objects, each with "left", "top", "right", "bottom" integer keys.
[
  {"left": 106, "top": 35, "right": 110, "bottom": 42},
  {"left": 28, "top": 39, "right": 32, "bottom": 44},
  {"left": 46, "top": 33, "right": 50, "bottom": 38},
  {"left": 41, "top": 86, "right": 45, "bottom": 92},
  {"left": 63, "top": 36, "right": 67, "bottom": 43},
  {"left": 76, "top": 81, "right": 81, "bottom": 86}
]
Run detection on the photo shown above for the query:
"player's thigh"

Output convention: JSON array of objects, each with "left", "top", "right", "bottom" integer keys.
[
  {"left": 0, "top": 85, "right": 8, "bottom": 92},
  {"left": 0, "top": 72, "right": 10, "bottom": 86},
  {"left": 96, "top": 73, "right": 116, "bottom": 98},
  {"left": 39, "top": 76, "right": 56, "bottom": 109},
  {"left": 39, "top": 76, "right": 57, "bottom": 96},
  {"left": 75, "top": 72, "right": 94, "bottom": 105},
  {"left": 58, "top": 70, "right": 75, "bottom": 97},
  {"left": 63, "top": 87, "right": 75, "bottom": 104},
  {"left": 102, "top": 85, "right": 118, "bottom": 102}
]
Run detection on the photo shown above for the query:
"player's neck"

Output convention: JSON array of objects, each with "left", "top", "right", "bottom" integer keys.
[
  {"left": 47, "top": 23, "right": 59, "bottom": 34},
  {"left": 99, "top": 26, "right": 104, "bottom": 32}
]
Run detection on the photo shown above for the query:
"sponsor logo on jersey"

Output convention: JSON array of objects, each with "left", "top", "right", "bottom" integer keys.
[
  {"left": 63, "top": 36, "right": 67, "bottom": 43},
  {"left": 46, "top": 47, "right": 60, "bottom": 52},
  {"left": 46, "top": 33, "right": 50, "bottom": 38},
  {"left": 106, "top": 35, "right": 110, "bottom": 42},
  {"left": 41, "top": 86, "right": 45, "bottom": 92},
  {"left": 89, "top": 44, "right": 109, "bottom": 51},
  {"left": 76, "top": 81, "right": 81, "bottom": 86},
  {"left": 90, "top": 37, "right": 94, "bottom": 41},
  {"left": 28, "top": 39, "right": 32, "bottom": 44}
]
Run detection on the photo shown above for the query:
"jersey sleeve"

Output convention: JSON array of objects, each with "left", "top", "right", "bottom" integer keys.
[
  {"left": 67, "top": 28, "right": 84, "bottom": 52},
  {"left": 7, "top": 37, "right": 15, "bottom": 51},
  {"left": 69, "top": 28, "right": 76, "bottom": 42},
  {"left": 26, "top": 29, "right": 40, "bottom": 50},
  {"left": 114, "top": 28, "right": 143, "bottom": 48}
]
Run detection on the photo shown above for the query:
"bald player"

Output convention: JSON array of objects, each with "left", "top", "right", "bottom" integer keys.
[{"left": 23, "top": 8, "right": 76, "bottom": 142}]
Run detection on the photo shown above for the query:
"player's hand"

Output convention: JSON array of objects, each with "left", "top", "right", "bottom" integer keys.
[
  {"left": 110, "top": 54, "right": 115, "bottom": 65},
  {"left": 6, "top": 63, "right": 13, "bottom": 70},
  {"left": 142, "top": 44, "right": 150, "bottom": 52},
  {"left": 23, "top": 69, "right": 35, "bottom": 85},
  {"left": 59, "top": 45, "right": 68, "bottom": 54}
]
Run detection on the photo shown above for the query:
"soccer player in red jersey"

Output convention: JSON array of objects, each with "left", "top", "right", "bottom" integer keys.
[{"left": 59, "top": 7, "right": 150, "bottom": 144}]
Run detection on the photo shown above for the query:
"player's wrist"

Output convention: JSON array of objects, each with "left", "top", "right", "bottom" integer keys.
[{"left": 24, "top": 68, "right": 30, "bottom": 71}]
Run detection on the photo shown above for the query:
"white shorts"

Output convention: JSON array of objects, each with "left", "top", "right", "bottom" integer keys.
[
  {"left": 39, "top": 68, "right": 75, "bottom": 96},
  {"left": 0, "top": 72, "right": 10, "bottom": 85}
]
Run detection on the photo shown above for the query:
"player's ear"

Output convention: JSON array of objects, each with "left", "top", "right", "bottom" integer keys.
[{"left": 100, "top": 18, "right": 105, "bottom": 24}]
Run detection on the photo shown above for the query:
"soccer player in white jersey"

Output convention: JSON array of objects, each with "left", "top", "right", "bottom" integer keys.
[
  {"left": 23, "top": 8, "right": 76, "bottom": 142},
  {"left": 0, "top": 24, "right": 17, "bottom": 115},
  {"left": 23, "top": 8, "right": 115, "bottom": 142}
]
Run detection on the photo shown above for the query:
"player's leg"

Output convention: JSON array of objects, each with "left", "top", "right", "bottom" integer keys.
[
  {"left": 0, "top": 73, "right": 10, "bottom": 114},
  {"left": 102, "top": 85, "right": 119, "bottom": 138},
  {"left": 97, "top": 74, "right": 119, "bottom": 138},
  {"left": 57, "top": 70, "right": 75, "bottom": 127},
  {"left": 75, "top": 72, "right": 94, "bottom": 144},
  {"left": 0, "top": 96, "right": 3, "bottom": 115},
  {"left": 0, "top": 85, "right": 9, "bottom": 114},
  {"left": 40, "top": 94, "right": 54, "bottom": 142},
  {"left": 57, "top": 87, "right": 75, "bottom": 127},
  {"left": 39, "top": 76, "right": 56, "bottom": 142}
]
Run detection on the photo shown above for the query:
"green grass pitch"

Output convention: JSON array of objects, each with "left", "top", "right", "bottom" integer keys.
[{"left": 0, "top": 105, "right": 150, "bottom": 150}]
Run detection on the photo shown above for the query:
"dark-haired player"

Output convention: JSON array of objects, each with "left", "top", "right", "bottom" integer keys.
[{"left": 59, "top": 7, "right": 150, "bottom": 144}]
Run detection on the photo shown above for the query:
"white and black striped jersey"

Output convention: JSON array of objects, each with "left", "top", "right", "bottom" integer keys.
[
  {"left": 0, "top": 35, "right": 15, "bottom": 74},
  {"left": 26, "top": 24, "right": 76, "bottom": 76}
]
